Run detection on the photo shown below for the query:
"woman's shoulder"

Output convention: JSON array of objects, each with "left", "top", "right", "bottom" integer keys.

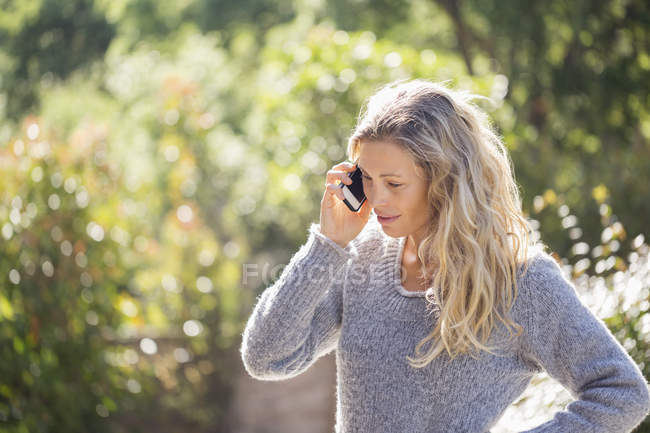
[
  {"left": 512, "top": 245, "right": 588, "bottom": 323},
  {"left": 516, "top": 245, "right": 568, "bottom": 292}
]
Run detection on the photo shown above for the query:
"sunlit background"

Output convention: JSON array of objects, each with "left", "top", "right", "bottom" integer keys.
[{"left": 0, "top": 0, "right": 649, "bottom": 432}]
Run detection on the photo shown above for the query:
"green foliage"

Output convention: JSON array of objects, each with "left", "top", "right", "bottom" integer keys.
[
  {"left": 0, "top": 0, "right": 115, "bottom": 120},
  {"left": 0, "top": 33, "right": 248, "bottom": 430},
  {"left": 0, "top": 120, "right": 138, "bottom": 431}
]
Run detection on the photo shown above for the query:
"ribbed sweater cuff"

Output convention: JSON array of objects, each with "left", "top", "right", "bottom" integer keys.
[{"left": 307, "top": 222, "right": 359, "bottom": 261}]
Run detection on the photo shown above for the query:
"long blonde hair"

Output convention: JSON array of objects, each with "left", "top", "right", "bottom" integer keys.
[{"left": 347, "top": 78, "right": 543, "bottom": 367}]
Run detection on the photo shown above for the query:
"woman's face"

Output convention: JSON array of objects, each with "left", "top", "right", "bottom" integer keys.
[{"left": 357, "top": 140, "right": 431, "bottom": 242}]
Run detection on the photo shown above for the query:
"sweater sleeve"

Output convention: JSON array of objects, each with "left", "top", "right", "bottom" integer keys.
[
  {"left": 240, "top": 222, "right": 358, "bottom": 381},
  {"left": 519, "top": 255, "right": 650, "bottom": 433}
]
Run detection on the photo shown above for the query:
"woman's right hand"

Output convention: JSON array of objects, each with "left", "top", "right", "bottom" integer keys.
[{"left": 319, "top": 161, "right": 372, "bottom": 248}]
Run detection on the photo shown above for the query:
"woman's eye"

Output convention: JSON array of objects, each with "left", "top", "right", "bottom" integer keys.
[{"left": 362, "top": 174, "right": 400, "bottom": 188}]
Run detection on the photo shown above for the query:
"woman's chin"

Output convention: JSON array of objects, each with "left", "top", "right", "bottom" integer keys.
[{"left": 379, "top": 225, "right": 401, "bottom": 237}]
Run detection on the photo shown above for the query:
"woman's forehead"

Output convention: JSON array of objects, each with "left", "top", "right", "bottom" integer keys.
[{"left": 357, "top": 140, "right": 417, "bottom": 176}]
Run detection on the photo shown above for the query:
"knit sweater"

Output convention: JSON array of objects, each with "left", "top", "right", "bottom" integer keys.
[{"left": 240, "top": 215, "right": 650, "bottom": 432}]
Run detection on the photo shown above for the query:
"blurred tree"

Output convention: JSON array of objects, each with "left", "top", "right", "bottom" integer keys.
[
  {"left": 185, "top": 0, "right": 296, "bottom": 43},
  {"left": 0, "top": 0, "right": 115, "bottom": 120},
  {"left": 434, "top": 0, "right": 650, "bottom": 263},
  {"left": 0, "top": 31, "right": 254, "bottom": 432},
  {"left": 0, "top": 117, "right": 140, "bottom": 432}
]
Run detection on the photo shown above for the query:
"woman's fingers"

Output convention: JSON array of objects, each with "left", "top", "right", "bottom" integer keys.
[
  {"left": 326, "top": 169, "right": 353, "bottom": 186},
  {"left": 325, "top": 183, "right": 345, "bottom": 201},
  {"left": 330, "top": 161, "right": 357, "bottom": 180},
  {"left": 333, "top": 161, "right": 356, "bottom": 171},
  {"left": 322, "top": 161, "right": 357, "bottom": 207}
]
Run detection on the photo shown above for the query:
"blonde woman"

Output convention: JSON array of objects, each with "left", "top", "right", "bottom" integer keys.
[{"left": 240, "top": 79, "right": 650, "bottom": 432}]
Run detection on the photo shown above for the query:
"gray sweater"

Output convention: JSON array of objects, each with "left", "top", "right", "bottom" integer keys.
[{"left": 240, "top": 215, "right": 650, "bottom": 432}]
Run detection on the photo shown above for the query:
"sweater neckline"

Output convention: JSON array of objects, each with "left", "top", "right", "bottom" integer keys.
[
  {"left": 392, "top": 236, "right": 428, "bottom": 298},
  {"left": 366, "top": 232, "right": 440, "bottom": 321}
]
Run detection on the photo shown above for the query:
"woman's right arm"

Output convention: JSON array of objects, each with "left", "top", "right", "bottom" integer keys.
[
  {"left": 240, "top": 160, "right": 372, "bottom": 381},
  {"left": 239, "top": 222, "right": 358, "bottom": 381}
]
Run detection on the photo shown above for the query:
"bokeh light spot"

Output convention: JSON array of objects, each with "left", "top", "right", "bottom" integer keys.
[
  {"left": 332, "top": 30, "right": 349, "bottom": 45},
  {"left": 198, "top": 249, "right": 216, "bottom": 267},
  {"left": 420, "top": 49, "right": 437, "bottom": 65},
  {"left": 47, "top": 194, "right": 61, "bottom": 210},
  {"left": 75, "top": 252, "right": 88, "bottom": 268},
  {"left": 162, "top": 274, "right": 180, "bottom": 293},
  {"left": 183, "top": 320, "right": 202, "bottom": 337},
  {"left": 64, "top": 177, "right": 77, "bottom": 193},
  {"left": 60, "top": 240, "right": 73, "bottom": 256},
  {"left": 177, "top": 205, "right": 193, "bottom": 223},
  {"left": 174, "top": 347, "right": 190, "bottom": 363},
  {"left": 2, "top": 223, "right": 14, "bottom": 240},
  {"left": 123, "top": 349, "right": 139, "bottom": 364},
  {"left": 27, "top": 123, "right": 40, "bottom": 140},
  {"left": 87, "top": 222, "right": 105, "bottom": 241},
  {"left": 50, "top": 226, "right": 63, "bottom": 242},
  {"left": 41, "top": 260, "right": 54, "bottom": 277},
  {"left": 283, "top": 173, "right": 301, "bottom": 191},
  {"left": 127, "top": 378, "right": 142, "bottom": 394},
  {"left": 164, "top": 109, "right": 179, "bottom": 126},
  {"left": 164, "top": 145, "right": 179, "bottom": 162},
  {"left": 196, "top": 276, "right": 213, "bottom": 293},
  {"left": 13, "top": 140, "right": 24, "bottom": 156},
  {"left": 9, "top": 269, "right": 20, "bottom": 285},
  {"left": 76, "top": 189, "right": 89, "bottom": 208},
  {"left": 139, "top": 338, "right": 157, "bottom": 355},
  {"left": 31, "top": 166, "right": 43, "bottom": 182},
  {"left": 85, "top": 310, "right": 99, "bottom": 326},
  {"left": 384, "top": 52, "right": 402, "bottom": 68},
  {"left": 223, "top": 241, "right": 240, "bottom": 258},
  {"left": 119, "top": 299, "right": 138, "bottom": 317}
]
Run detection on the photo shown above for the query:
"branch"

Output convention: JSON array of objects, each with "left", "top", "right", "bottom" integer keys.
[{"left": 434, "top": 0, "right": 475, "bottom": 75}]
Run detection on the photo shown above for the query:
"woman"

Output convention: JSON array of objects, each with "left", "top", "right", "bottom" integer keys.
[{"left": 240, "top": 79, "right": 650, "bottom": 432}]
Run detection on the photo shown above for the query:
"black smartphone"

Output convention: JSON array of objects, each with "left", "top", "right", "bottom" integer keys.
[{"left": 340, "top": 166, "right": 366, "bottom": 212}]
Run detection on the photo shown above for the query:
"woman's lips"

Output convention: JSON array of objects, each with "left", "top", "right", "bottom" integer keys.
[{"left": 377, "top": 214, "right": 400, "bottom": 224}]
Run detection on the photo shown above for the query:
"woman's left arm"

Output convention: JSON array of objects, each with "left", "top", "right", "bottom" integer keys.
[{"left": 519, "top": 255, "right": 650, "bottom": 433}]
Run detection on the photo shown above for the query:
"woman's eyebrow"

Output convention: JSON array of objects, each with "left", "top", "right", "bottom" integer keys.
[{"left": 357, "top": 164, "right": 402, "bottom": 178}]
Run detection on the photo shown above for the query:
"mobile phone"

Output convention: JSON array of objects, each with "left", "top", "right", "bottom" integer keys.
[{"left": 340, "top": 166, "right": 366, "bottom": 212}]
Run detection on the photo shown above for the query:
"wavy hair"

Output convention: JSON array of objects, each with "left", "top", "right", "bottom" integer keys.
[{"left": 347, "top": 78, "right": 544, "bottom": 368}]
